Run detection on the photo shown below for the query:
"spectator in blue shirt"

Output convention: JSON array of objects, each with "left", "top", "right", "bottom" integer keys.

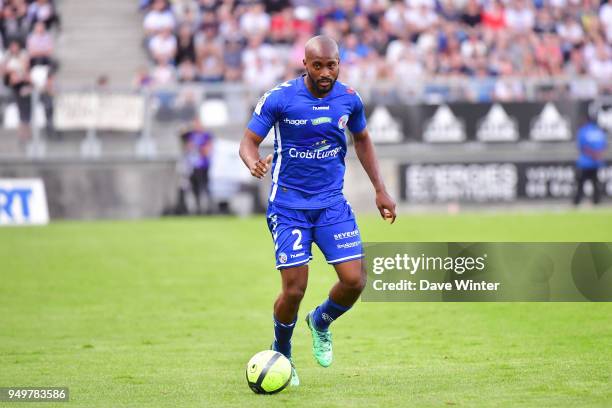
[
  {"left": 574, "top": 113, "right": 608, "bottom": 205},
  {"left": 181, "top": 117, "right": 214, "bottom": 214}
]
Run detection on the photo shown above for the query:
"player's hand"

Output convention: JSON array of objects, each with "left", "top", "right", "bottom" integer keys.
[
  {"left": 376, "top": 190, "right": 397, "bottom": 224},
  {"left": 249, "top": 154, "right": 273, "bottom": 179}
]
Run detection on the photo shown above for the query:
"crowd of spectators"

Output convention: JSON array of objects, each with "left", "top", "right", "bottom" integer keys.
[
  {"left": 138, "top": 0, "right": 612, "bottom": 101},
  {"left": 0, "top": 0, "right": 59, "bottom": 140}
]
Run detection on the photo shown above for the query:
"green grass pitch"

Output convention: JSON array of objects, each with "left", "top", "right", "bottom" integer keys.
[{"left": 1, "top": 211, "right": 612, "bottom": 407}]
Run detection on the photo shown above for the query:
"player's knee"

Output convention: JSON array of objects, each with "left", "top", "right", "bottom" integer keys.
[
  {"left": 355, "top": 274, "right": 367, "bottom": 292},
  {"left": 342, "top": 273, "right": 366, "bottom": 293},
  {"left": 283, "top": 285, "right": 306, "bottom": 304}
]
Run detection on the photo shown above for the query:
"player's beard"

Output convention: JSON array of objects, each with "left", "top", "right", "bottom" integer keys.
[{"left": 308, "top": 71, "right": 337, "bottom": 96}]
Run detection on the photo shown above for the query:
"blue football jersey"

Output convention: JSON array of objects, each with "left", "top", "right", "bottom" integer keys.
[
  {"left": 577, "top": 122, "right": 608, "bottom": 169},
  {"left": 248, "top": 75, "right": 367, "bottom": 209}
]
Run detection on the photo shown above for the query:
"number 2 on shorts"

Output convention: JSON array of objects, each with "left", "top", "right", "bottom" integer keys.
[{"left": 291, "top": 229, "right": 303, "bottom": 250}]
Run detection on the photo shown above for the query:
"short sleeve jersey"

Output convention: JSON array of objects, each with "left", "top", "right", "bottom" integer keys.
[
  {"left": 247, "top": 75, "right": 367, "bottom": 209},
  {"left": 577, "top": 122, "right": 608, "bottom": 169}
]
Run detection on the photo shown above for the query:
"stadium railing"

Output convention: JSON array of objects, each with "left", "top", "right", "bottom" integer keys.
[{"left": 0, "top": 75, "right": 609, "bottom": 160}]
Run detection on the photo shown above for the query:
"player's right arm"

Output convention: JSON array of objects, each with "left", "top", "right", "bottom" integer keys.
[
  {"left": 239, "top": 130, "right": 272, "bottom": 179},
  {"left": 239, "top": 88, "right": 281, "bottom": 179}
]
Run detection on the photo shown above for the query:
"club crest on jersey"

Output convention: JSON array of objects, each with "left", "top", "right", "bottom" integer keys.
[
  {"left": 278, "top": 252, "right": 287, "bottom": 264},
  {"left": 338, "top": 114, "right": 349, "bottom": 130}
]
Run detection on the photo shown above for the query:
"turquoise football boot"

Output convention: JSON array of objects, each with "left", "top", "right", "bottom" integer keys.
[
  {"left": 305, "top": 311, "right": 333, "bottom": 367},
  {"left": 271, "top": 342, "right": 299, "bottom": 386}
]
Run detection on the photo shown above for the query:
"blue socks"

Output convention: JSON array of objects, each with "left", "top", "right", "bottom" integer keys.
[
  {"left": 274, "top": 299, "right": 351, "bottom": 357},
  {"left": 312, "top": 297, "right": 351, "bottom": 331},
  {"left": 273, "top": 315, "right": 297, "bottom": 358}
]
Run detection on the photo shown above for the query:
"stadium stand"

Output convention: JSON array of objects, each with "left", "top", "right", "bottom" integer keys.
[
  {"left": 57, "top": 0, "right": 146, "bottom": 86},
  {"left": 137, "top": 0, "right": 612, "bottom": 100},
  {"left": 0, "top": 0, "right": 60, "bottom": 143},
  {"left": 0, "top": 0, "right": 609, "bottom": 218}
]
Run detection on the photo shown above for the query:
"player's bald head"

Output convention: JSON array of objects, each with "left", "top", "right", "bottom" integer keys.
[
  {"left": 304, "top": 35, "right": 339, "bottom": 61},
  {"left": 303, "top": 35, "right": 340, "bottom": 97}
]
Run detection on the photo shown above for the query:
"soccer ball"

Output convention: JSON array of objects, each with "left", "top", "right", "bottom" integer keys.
[{"left": 245, "top": 350, "right": 291, "bottom": 394}]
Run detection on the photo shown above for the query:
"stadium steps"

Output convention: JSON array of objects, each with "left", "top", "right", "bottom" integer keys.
[
  {"left": 0, "top": 131, "right": 22, "bottom": 155},
  {"left": 56, "top": 0, "right": 147, "bottom": 87}
]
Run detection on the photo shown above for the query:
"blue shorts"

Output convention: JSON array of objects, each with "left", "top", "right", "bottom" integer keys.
[{"left": 266, "top": 200, "right": 364, "bottom": 269}]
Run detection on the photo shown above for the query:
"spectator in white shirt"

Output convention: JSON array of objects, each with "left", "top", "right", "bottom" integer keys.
[
  {"left": 143, "top": 0, "right": 175, "bottom": 37},
  {"left": 242, "top": 35, "right": 283, "bottom": 92},
  {"left": 588, "top": 43, "right": 612, "bottom": 86},
  {"left": 599, "top": 2, "right": 612, "bottom": 43},
  {"left": 461, "top": 30, "right": 487, "bottom": 60},
  {"left": 382, "top": 1, "right": 407, "bottom": 38},
  {"left": 386, "top": 32, "right": 413, "bottom": 65},
  {"left": 583, "top": 36, "right": 610, "bottom": 62},
  {"left": 3, "top": 39, "right": 29, "bottom": 85},
  {"left": 392, "top": 49, "right": 424, "bottom": 81},
  {"left": 505, "top": 0, "right": 534, "bottom": 32},
  {"left": 405, "top": 0, "right": 435, "bottom": 9},
  {"left": 2, "top": 40, "right": 32, "bottom": 141},
  {"left": 151, "top": 59, "right": 176, "bottom": 87},
  {"left": 149, "top": 27, "right": 177, "bottom": 64},
  {"left": 494, "top": 59, "right": 524, "bottom": 101},
  {"left": 405, "top": 4, "right": 438, "bottom": 34},
  {"left": 565, "top": 47, "right": 598, "bottom": 100},
  {"left": 556, "top": 14, "right": 583, "bottom": 48},
  {"left": 239, "top": 3, "right": 270, "bottom": 37}
]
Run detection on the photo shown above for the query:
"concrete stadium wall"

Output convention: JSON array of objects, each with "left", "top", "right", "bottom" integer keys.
[
  {"left": 3, "top": 148, "right": 606, "bottom": 220},
  {"left": 0, "top": 160, "right": 178, "bottom": 219},
  {"left": 0, "top": 157, "right": 400, "bottom": 220}
]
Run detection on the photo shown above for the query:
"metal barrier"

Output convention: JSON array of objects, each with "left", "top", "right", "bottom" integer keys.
[{"left": 2, "top": 76, "right": 610, "bottom": 160}]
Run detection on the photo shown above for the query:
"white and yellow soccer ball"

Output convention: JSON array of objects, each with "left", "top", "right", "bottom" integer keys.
[{"left": 246, "top": 350, "right": 292, "bottom": 394}]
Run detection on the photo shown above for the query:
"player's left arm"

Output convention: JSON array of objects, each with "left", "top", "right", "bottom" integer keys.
[{"left": 352, "top": 128, "right": 397, "bottom": 224}]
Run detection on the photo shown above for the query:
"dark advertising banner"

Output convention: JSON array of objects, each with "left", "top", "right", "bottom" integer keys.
[
  {"left": 364, "top": 100, "right": 605, "bottom": 143},
  {"left": 400, "top": 161, "right": 612, "bottom": 203}
]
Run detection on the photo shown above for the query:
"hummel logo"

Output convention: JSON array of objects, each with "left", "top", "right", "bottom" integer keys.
[{"left": 313, "top": 106, "right": 330, "bottom": 110}]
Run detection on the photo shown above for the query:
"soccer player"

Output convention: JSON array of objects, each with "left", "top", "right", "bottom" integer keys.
[
  {"left": 573, "top": 109, "right": 608, "bottom": 205},
  {"left": 239, "top": 35, "right": 396, "bottom": 386}
]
